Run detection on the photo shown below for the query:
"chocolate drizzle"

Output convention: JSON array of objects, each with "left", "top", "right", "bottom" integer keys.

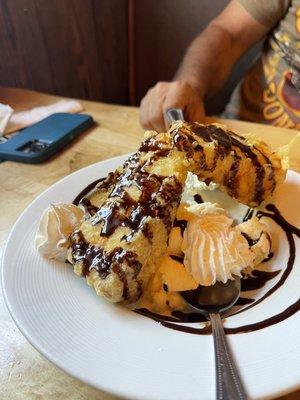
[
  {"left": 232, "top": 203, "right": 299, "bottom": 315},
  {"left": 190, "top": 124, "right": 272, "bottom": 205},
  {"left": 194, "top": 194, "right": 203, "bottom": 204},
  {"left": 137, "top": 204, "right": 300, "bottom": 335},
  {"left": 262, "top": 252, "right": 274, "bottom": 262},
  {"left": 170, "top": 255, "right": 184, "bottom": 263},
  {"left": 73, "top": 172, "right": 121, "bottom": 215},
  {"left": 70, "top": 230, "right": 142, "bottom": 300},
  {"left": 139, "top": 136, "right": 169, "bottom": 153},
  {"left": 242, "top": 208, "right": 255, "bottom": 222},
  {"left": 137, "top": 300, "right": 300, "bottom": 335},
  {"left": 94, "top": 173, "right": 182, "bottom": 238},
  {"left": 70, "top": 136, "right": 183, "bottom": 301},
  {"left": 172, "top": 130, "right": 195, "bottom": 158},
  {"left": 79, "top": 198, "right": 99, "bottom": 216},
  {"left": 241, "top": 232, "right": 260, "bottom": 247},
  {"left": 261, "top": 204, "right": 300, "bottom": 236},
  {"left": 226, "top": 154, "right": 241, "bottom": 198},
  {"left": 142, "top": 222, "right": 153, "bottom": 243},
  {"left": 73, "top": 178, "right": 105, "bottom": 206},
  {"left": 70, "top": 137, "right": 297, "bottom": 334},
  {"left": 235, "top": 297, "right": 255, "bottom": 305},
  {"left": 241, "top": 269, "right": 281, "bottom": 291},
  {"left": 173, "top": 219, "right": 187, "bottom": 236},
  {"left": 89, "top": 150, "right": 182, "bottom": 240}
]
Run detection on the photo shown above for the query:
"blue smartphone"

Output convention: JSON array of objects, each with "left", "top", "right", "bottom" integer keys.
[{"left": 0, "top": 113, "right": 94, "bottom": 163}]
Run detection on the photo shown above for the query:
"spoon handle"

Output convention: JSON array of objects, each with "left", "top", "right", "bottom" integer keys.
[
  {"left": 165, "top": 108, "right": 184, "bottom": 124},
  {"left": 210, "top": 313, "right": 248, "bottom": 400}
]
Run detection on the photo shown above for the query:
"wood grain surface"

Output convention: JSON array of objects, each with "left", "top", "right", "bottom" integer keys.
[
  {"left": 0, "top": 87, "right": 299, "bottom": 400},
  {"left": 0, "top": 0, "right": 129, "bottom": 103}
]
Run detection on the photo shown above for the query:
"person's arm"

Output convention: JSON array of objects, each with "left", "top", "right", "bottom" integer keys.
[{"left": 139, "top": 0, "right": 269, "bottom": 131}]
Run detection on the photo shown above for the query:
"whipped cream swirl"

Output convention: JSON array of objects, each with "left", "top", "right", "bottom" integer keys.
[
  {"left": 35, "top": 203, "right": 84, "bottom": 261},
  {"left": 181, "top": 203, "right": 255, "bottom": 286}
]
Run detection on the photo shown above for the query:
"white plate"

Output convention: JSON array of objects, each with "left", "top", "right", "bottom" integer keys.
[{"left": 2, "top": 155, "right": 300, "bottom": 400}]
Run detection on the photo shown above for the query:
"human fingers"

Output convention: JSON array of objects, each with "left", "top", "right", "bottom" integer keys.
[{"left": 140, "top": 82, "right": 168, "bottom": 131}]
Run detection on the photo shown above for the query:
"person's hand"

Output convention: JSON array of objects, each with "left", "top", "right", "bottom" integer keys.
[{"left": 139, "top": 80, "right": 205, "bottom": 132}]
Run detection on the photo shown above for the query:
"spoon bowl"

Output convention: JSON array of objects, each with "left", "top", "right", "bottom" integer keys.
[{"left": 181, "top": 276, "right": 241, "bottom": 315}]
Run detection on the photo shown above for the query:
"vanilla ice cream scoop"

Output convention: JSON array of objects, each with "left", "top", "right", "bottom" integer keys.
[
  {"left": 181, "top": 203, "right": 256, "bottom": 286},
  {"left": 237, "top": 216, "right": 271, "bottom": 265},
  {"left": 181, "top": 172, "right": 218, "bottom": 204},
  {"left": 136, "top": 174, "right": 272, "bottom": 313},
  {"left": 35, "top": 203, "right": 84, "bottom": 261}
]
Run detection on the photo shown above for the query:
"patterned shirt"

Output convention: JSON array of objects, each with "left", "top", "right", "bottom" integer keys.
[{"left": 224, "top": 0, "right": 300, "bottom": 129}]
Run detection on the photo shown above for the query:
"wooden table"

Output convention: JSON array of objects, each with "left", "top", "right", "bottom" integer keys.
[{"left": 0, "top": 87, "right": 299, "bottom": 400}]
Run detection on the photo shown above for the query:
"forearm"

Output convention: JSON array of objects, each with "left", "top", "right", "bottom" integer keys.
[
  {"left": 176, "top": 22, "right": 241, "bottom": 100},
  {"left": 140, "top": 1, "right": 268, "bottom": 130}
]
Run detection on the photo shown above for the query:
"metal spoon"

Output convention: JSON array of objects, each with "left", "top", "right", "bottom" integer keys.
[
  {"left": 181, "top": 277, "right": 248, "bottom": 400},
  {"left": 165, "top": 108, "right": 247, "bottom": 398}
]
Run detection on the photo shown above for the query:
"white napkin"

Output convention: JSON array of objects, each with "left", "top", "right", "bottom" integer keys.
[
  {"left": 0, "top": 99, "right": 83, "bottom": 136},
  {"left": 0, "top": 104, "right": 13, "bottom": 135}
]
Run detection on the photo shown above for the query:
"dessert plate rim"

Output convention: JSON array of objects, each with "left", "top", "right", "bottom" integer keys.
[{"left": 2, "top": 154, "right": 300, "bottom": 400}]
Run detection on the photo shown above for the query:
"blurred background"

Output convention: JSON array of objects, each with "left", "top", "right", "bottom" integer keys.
[{"left": 0, "top": 0, "right": 262, "bottom": 115}]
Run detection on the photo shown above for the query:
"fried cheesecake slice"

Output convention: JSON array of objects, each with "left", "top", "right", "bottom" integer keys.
[
  {"left": 67, "top": 122, "right": 287, "bottom": 305},
  {"left": 170, "top": 121, "right": 287, "bottom": 207},
  {"left": 68, "top": 131, "right": 189, "bottom": 303}
]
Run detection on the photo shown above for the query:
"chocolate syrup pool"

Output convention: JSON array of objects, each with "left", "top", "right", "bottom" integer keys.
[
  {"left": 137, "top": 203, "right": 300, "bottom": 334},
  {"left": 74, "top": 181, "right": 299, "bottom": 335}
]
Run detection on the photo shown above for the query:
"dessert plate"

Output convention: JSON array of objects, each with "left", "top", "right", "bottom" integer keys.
[{"left": 2, "top": 155, "right": 300, "bottom": 400}]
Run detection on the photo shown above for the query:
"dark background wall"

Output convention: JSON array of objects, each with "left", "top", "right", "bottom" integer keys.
[
  {"left": 0, "top": 0, "right": 129, "bottom": 104},
  {"left": 132, "top": 0, "right": 229, "bottom": 112},
  {"left": 132, "top": 0, "right": 261, "bottom": 114},
  {"left": 0, "top": 0, "right": 261, "bottom": 114}
]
